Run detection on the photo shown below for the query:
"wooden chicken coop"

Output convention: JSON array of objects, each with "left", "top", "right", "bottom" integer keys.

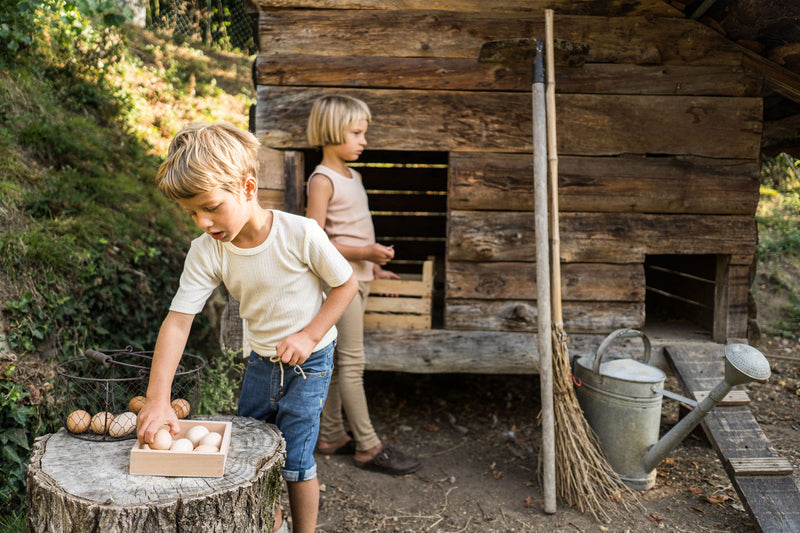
[{"left": 247, "top": 0, "right": 799, "bottom": 374}]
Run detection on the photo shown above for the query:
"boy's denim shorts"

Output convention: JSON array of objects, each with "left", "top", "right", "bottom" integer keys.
[{"left": 237, "top": 341, "right": 335, "bottom": 482}]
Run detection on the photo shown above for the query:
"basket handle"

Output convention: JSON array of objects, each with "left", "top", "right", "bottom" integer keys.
[
  {"left": 84, "top": 348, "right": 113, "bottom": 366},
  {"left": 592, "top": 328, "right": 651, "bottom": 374}
]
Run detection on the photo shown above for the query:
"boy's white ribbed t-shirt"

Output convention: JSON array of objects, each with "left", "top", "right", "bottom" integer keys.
[{"left": 169, "top": 210, "right": 353, "bottom": 356}]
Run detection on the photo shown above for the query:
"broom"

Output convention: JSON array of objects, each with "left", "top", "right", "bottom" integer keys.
[{"left": 543, "top": 9, "right": 639, "bottom": 521}]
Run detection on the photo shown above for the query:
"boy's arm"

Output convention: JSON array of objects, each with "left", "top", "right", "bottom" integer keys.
[
  {"left": 276, "top": 273, "right": 358, "bottom": 366},
  {"left": 136, "top": 310, "right": 195, "bottom": 444}
]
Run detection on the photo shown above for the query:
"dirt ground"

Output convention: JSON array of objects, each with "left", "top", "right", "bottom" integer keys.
[{"left": 279, "top": 334, "right": 800, "bottom": 533}]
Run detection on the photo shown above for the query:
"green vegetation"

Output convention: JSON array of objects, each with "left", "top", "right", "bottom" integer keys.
[
  {"left": 755, "top": 154, "right": 800, "bottom": 337},
  {"left": 0, "top": 0, "right": 253, "bottom": 517}
]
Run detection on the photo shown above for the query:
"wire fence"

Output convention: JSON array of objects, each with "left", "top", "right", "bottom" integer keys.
[{"left": 145, "top": 0, "right": 257, "bottom": 54}]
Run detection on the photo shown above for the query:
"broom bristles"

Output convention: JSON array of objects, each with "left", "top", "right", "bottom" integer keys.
[{"left": 549, "top": 329, "right": 642, "bottom": 522}]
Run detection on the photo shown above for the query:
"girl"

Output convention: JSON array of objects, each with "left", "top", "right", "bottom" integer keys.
[{"left": 305, "top": 95, "right": 421, "bottom": 476}]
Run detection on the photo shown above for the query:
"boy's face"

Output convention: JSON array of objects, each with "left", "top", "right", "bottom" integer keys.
[
  {"left": 331, "top": 118, "right": 368, "bottom": 162},
  {"left": 176, "top": 186, "right": 249, "bottom": 244}
]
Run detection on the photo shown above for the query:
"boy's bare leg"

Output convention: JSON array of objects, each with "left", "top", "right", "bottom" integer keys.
[{"left": 287, "top": 478, "right": 319, "bottom": 533}]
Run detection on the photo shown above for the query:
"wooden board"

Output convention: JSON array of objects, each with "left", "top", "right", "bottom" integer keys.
[
  {"left": 255, "top": 55, "right": 760, "bottom": 96},
  {"left": 258, "top": 11, "right": 740, "bottom": 66},
  {"left": 444, "top": 299, "right": 644, "bottom": 333},
  {"left": 448, "top": 153, "right": 761, "bottom": 215},
  {"left": 257, "top": 0, "right": 681, "bottom": 16},
  {"left": 255, "top": 86, "right": 762, "bottom": 158},
  {"left": 447, "top": 211, "right": 757, "bottom": 263},
  {"left": 365, "top": 258, "right": 433, "bottom": 330},
  {"left": 446, "top": 262, "right": 644, "bottom": 301},
  {"left": 664, "top": 344, "right": 800, "bottom": 533}
]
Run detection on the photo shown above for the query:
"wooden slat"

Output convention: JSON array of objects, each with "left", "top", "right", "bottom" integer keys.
[
  {"left": 366, "top": 296, "right": 431, "bottom": 314},
  {"left": 448, "top": 153, "right": 760, "bottom": 215},
  {"left": 727, "top": 457, "right": 794, "bottom": 476},
  {"left": 368, "top": 192, "right": 447, "bottom": 212},
  {"left": 364, "top": 313, "right": 430, "bottom": 330},
  {"left": 255, "top": 55, "right": 761, "bottom": 96},
  {"left": 257, "top": 0, "right": 680, "bottom": 16},
  {"left": 692, "top": 389, "right": 751, "bottom": 405},
  {"left": 256, "top": 189, "right": 284, "bottom": 210},
  {"left": 664, "top": 344, "right": 800, "bottom": 533},
  {"left": 447, "top": 211, "right": 757, "bottom": 263},
  {"left": 446, "top": 262, "right": 644, "bottom": 301},
  {"left": 258, "top": 12, "right": 740, "bottom": 66},
  {"left": 256, "top": 86, "right": 763, "bottom": 158},
  {"left": 444, "top": 299, "right": 644, "bottom": 333},
  {"left": 373, "top": 214, "right": 446, "bottom": 236}
]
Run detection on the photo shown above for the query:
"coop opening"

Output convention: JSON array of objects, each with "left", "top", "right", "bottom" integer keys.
[
  {"left": 644, "top": 254, "right": 722, "bottom": 334},
  {"left": 304, "top": 149, "right": 447, "bottom": 329}
]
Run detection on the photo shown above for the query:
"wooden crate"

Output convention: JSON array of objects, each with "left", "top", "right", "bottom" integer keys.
[
  {"left": 130, "top": 420, "right": 232, "bottom": 477},
  {"left": 364, "top": 257, "right": 434, "bottom": 330}
]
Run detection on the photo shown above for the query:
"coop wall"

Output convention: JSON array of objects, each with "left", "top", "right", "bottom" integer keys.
[{"left": 252, "top": 0, "right": 763, "bottom": 347}]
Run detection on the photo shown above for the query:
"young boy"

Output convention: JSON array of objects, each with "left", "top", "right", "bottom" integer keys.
[{"left": 136, "top": 123, "right": 358, "bottom": 533}]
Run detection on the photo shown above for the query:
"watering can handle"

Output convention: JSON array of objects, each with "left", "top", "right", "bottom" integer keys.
[
  {"left": 592, "top": 328, "right": 652, "bottom": 374},
  {"left": 84, "top": 348, "right": 113, "bottom": 366}
]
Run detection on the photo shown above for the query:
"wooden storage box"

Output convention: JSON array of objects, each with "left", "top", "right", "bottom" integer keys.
[
  {"left": 365, "top": 257, "right": 434, "bottom": 330},
  {"left": 130, "top": 420, "right": 232, "bottom": 477}
]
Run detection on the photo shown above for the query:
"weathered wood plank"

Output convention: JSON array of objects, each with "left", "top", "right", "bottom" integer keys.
[
  {"left": 258, "top": 12, "right": 741, "bottom": 66},
  {"left": 446, "top": 261, "right": 644, "bottom": 301},
  {"left": 255, "top": 86, "right": 763, "bottom": 158},
  {"left": 257, "top": 0, "right": 680, "bottom": 16},
  {"left": 448, "top": 153, "right": 761, "bottom": 215},
  {"left": 444, "top": 299, "right": 644, "bottom": 333},
  {"left": 255, "top": 55, "right": 761, "bottom": 96},
  {"left": 664, "top": 344, "right": 800, "bottom": 533},
  {"left": 447, "top": 211, "right": 757, "bottom": 263}
]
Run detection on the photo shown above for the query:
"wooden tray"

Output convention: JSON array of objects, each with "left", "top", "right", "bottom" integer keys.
[{"left": 130, "top": 419, "right": 232, "bottom": 477}]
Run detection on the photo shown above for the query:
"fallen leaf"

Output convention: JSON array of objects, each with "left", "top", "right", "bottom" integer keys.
[
  {"left": 705, "top": 494, "right": 732, "bottom": 505},
  {"left": 423, "top": 423, "right": 439, "bottom": 432},
  {"left": 688, "top": 487, "right": 704, "bottom": 495},
  {"left": 523, "top": 496, "right": 533, "bottom": 508},
  {"left": 648, "top": 513, "right": 664, "bottom": 522},
  {"left": 691, "top": 506, "right": 705, "bottom": 513},
  {"left": 493, "top": 469, "right": 503, "bottom": 479}
]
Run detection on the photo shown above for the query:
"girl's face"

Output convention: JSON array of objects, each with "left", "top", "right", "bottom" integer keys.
[{"left": 331, "top": 118, "right": 368, "bottom": 162}]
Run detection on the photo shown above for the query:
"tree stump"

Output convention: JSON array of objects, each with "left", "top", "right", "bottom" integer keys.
[{"left": 26, "top": 415, "right": 285, "bottom": 533}]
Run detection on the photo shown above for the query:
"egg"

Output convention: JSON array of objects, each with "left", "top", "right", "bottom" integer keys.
[
  {"left": 150, "top": 428, "right": 173, "bottom": 450},
  {"left": 128, "top": 396, "right": 146, "bottom": 413},
  {"left": 194, "top": 444, "right": 219, "bottom": 453},
  {"left": 108, "top": 411, "right": 137, "bottom": 437},
  {"left": 185, "top": 425, "right": 210, "bottom": 446},
  {"left": 66, "top": 409, "right": 91, "bottom": 433},
  {"left": 171, "top": 398, "right": 190, "bottom": 419},
  {"left": 198, "top": 431, "right": 222, "bottom": 449},
  {"left": 170, "top": 438, "right": 194, "bottom": 453},
  {"left": 90, "top": 412, "right": 114, "bottom": 434}
]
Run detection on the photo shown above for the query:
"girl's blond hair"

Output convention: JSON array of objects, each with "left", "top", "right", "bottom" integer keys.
[
  {"left": 156, "top": 123, "right": 260, "bottom": 200},
  {"left": 307, "top": 95, "right": 371, "bottom": 148}
]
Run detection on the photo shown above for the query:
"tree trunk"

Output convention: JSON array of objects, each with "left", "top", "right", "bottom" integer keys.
[{"left": 27, "top": 415, "right": 284, "bottom": 533}]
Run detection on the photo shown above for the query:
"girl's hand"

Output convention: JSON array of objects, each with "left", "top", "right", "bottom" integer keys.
[
  {"left": 366, "top": 243, "right": 394, "bottom": 265},
  {"left": 374, "top": 266, "right": 400, "bottom": 280}
]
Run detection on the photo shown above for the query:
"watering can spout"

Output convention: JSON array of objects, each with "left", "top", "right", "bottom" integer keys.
[{"left": 642, "top": 344, "right": 771, "bottom": 474}]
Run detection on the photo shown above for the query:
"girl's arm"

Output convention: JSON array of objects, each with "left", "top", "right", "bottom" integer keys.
[
  {"left": 136, "top": 310, "right": 195, "bottom": 443},
  {"left": 275, "top": 274, "right": 358, "bottom": 365},
  {"left": 306, "top": 173, "right": 395, "bottom": 264}
]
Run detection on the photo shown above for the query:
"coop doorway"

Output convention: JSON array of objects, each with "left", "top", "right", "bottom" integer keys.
[
  {"left": 303, "top": 149, "right": 448, "bottom": 327},
  {"left": 644, "top": 254, "right": 732, "bottom": 342}
]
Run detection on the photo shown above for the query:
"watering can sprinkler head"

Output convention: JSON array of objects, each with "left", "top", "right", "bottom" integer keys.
[{"left": 723, "top": 343, "right": 771, "bottom": 386}]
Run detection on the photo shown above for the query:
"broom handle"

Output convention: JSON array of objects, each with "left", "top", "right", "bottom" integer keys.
[{"left": 544, "top": 9, "right": 564, "bottom": 327}]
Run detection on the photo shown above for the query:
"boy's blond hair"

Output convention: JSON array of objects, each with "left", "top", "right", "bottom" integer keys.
[
  {"left": 156, "top": 123, "right": 260, "bottom": 200},
  {"left": 307, "top": 95, "right": 372, "bottom": 148}
]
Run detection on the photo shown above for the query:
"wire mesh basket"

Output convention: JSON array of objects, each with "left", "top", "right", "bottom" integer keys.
[{"left": 56, "top": 347, "right": 205, "bottom": 441}]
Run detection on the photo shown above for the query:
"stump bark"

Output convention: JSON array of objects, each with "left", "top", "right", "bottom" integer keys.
[{"left": 26, "top": 415, "right": 285, "bottom": 533}]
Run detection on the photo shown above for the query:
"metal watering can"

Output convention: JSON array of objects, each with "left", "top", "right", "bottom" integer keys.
[{"left": 573, "top": 328, "right": 771, "bottom": 490}]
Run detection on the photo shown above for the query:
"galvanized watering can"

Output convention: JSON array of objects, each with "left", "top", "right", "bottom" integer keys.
[{"left": 573, "top": 328, "right": 771, "bottom": 491}]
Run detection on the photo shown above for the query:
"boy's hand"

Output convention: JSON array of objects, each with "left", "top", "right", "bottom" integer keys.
[
  {"left": 366, "top": 243, "right": 394, "bottom": 265},
  {"left": 276, "top": 331, "right": 316, "bottom": 366},
  {"left": 136, "top": 398, "right": 180, "bottom": 445}
]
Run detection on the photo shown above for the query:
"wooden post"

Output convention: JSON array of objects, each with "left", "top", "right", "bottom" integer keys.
[{"left": 27, "top": 415, "right": 284, "bottom": 533}]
